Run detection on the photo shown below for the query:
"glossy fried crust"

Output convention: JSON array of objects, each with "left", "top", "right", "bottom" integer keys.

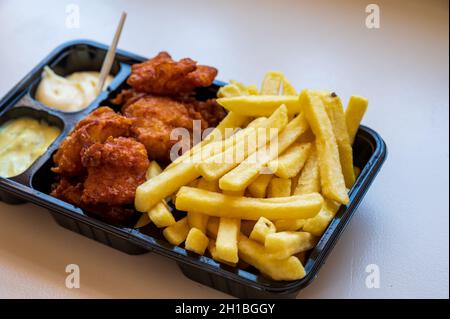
[
  {"left": 122, "top": 95, "right": 208, "bottom": 163},
  {"left": 81, "top": 137, "right": 149, "bottom": 206},
  {"left": 52, "top": 107, "right": 132, "bottom": 176},
  {"left": 126, "top": 51, "right": 218, "bottom": 95}
]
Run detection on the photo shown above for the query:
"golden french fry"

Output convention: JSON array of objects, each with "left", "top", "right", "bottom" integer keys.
[
  {"left": 240, "top": 220, "right": 257, "bottom": 237},
  {"left": 198, "top": 105, "right": 288, "bottom": 181},
  {"left": 345, "top": 95, "right": 368, "bottom": 144},
  {"left": 299, "top": 90, "right": 349, "bottom": 204},
  {"left": 163, "top": 217, "right": 190, "bottom": 246},
  {"left": 222, "top": 189, "right": 245, "bottom": 196},
  {"left": 134, "top": 212, "right": 151, "bottom": 228},
  {"left": 274, "top": 219, "right": 305, "bottom": 232},
  {"left": 185, "top": 227, "right": 209, "bottom": 255},
  {"left": 268, "top": 142, "right": 312, "bottom": 179},
  {"left": 136, "top": 162, "right": 200, "bottom": 212},
  {"left": 206, "top": 217, "right": 220, "bottom": 239},
  {"left": 267, "top": 177, "right": 292, "bottom": 197},
  {"left": 238, "top": 234, "right": 306, "bottom": 280},
  {"left": 282, "top": 76, "right": 298, "bottom": 96},
  {"left": 207, "top": 239, "right": 237, "bottom": 266},
  {"left": 217, "top": 95, "right": 301, "bottom": 117},
  {"left": 354, "top": 166, "right": 361, "bottom": 178},
  {"left": 216, "top": 217, "right": 240, "bottom": 263},
  {"left": 145, "top": 161, "right": 163, "bottom": 180},
  {"left": 265, "top": 231, "right": 316, "bottom": 260},
  {"left": 321, "top": 93, "right": 355, "bottom": 188},
  {"left": 175, "top": 186, "right": 323, "bottom": 220},
  {"left": 261, "top": 71, "right": 284, "bottom": 95},
  {"left": 247, "top": 174, "right": 273, "bottom": 198},
  {"left": 219, "top": 113, "right": 310, "bottom": 191},
  {"left": 148, "top": 202, "right": 176, "bottom": 228},
  {"left": 303, "top": 199, "right": 340, "bottom": 236},
  {"left": 293, "top": 147, "right": 321, "bottom": 195},
  {"left": 249, "top": 217, "right": 276, "bottom": 244},
  {"left": 187, "top": 178, "right": 218, "bottom": 233}
]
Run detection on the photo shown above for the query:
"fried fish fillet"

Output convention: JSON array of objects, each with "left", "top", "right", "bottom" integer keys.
[
  {"left": 52, "top": 107, "right": 132, "bottom": 176},
  {"left": 80, "top": 137, "right": 150, "bottom": 206},
  {"left": 126, "top": 51, "right": 218, "bottom": 95},
  {"left": 122, "top": 95, "right": 209, "bottom": 163}
]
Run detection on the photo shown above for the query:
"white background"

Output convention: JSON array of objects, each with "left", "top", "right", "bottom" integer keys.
[{"left": 0, "top": 0, "right": 448, "bottom": 298}]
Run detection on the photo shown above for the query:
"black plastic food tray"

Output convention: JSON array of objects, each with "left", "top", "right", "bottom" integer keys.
[{"left": 0, "top": 39, "right": 387, "bottom": 299}]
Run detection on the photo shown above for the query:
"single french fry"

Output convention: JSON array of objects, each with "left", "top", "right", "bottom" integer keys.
[
  {"left": 265, "top": 231, "right": 316, "bottom": 260},
  {"left": 321, "top": 93, "right": 355, "bottom": 188},
  {"left": 345, "top": 95, "right": 368, "bottom": 144},
  {"left": 247, "top": 174, "right": 273, "bottom": 198},
  {"left": 238, "top": 234, "right": 306, "bottom": 280},
  {"left": 217, "top": 95, "right": 301, "bottom": 117},
  {"left": 206, "top": 217, "right": 220, "bottom": 239},
  {"left": 148, "top": 202, "right": 176, "bottom": 228},
  {"left": 175, "top": 187, "right": 323, "bottom": 220},
  {"left": 207, "top": 239, "right": 236, "bottom": 266},
  {"left": 145, "top": 161, "right": 163, "bottom": 180},
  {"left": 267, "top": 177, "right": 292, "bottom": 197},
  {"left": 299, "top": 90, "right": 349, "bottom": 204},
  {"left": 240, "top": 220, "right": 257, "bottom": 237},
  {"left": 163, "top": 217, "right": 190, "bottom": 246},
  {"left": 187, "top": 178, "right": 218, "bottom": 233},
  {"left": 134, "top": 212, "right": 151, "bottom": 228},
  {"left": 282, "top": 76, "right": 298, "bottom": 96},
  {"left": 293, "top": 147, "right": 321, "bottom": 195},
  {"left": 185, "top": 227, "right": 209, "bottom": 255},
  {"left": 274, "top": 219, "right": 305, "bottom": 232},
  {"left": 249, "top": 217, "right": 276, "bottom": 244},
  {"left": 219, "top": 113, "right": 310, "bottom": 191},
  {"left": 261, "top": 71, "right": 284, "bottom": 95},
  {"left": 268, "top": 142, "right": 312, "bottom": 179},
  {"left": 199, "top": 105, "right": 288, "bottom": 180},
  {"left": 216, "top": 218, "right": 240, "bottom": 263},
  {"left": 303, "top": 199, "right": 341, "bottom": 236}
]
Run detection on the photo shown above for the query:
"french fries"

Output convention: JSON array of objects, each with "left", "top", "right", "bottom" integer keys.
[
  {"left": 261, "top": 71, "right": 284, "bottom": 95},
  {"left": 198, "top": 104, "right": 288, "bottom": 180},
  {"left": 134, "top": 71, "right": 369, "bottom": 282},
  {"left": 219, "top": 112, "right": 310, "bottom": 191},
  {"left": 247, "top": 174, "right": 273, "bottom": 198},
  {"left": 216, "top": 218, "right": 241, "bottom": 263},
  {"left": 217, "top": 95, "right": 301, "bottom": 117},
  {"left": 299, "top": 90, "right": 349, "bottom": 204},
  {"left": 321, "top": 93, "right": 355, "bottom": 188},
  {"left": 238, "top": 234, "right": 305, "bottom": 280},
  {"left": 267, "top": 177, "right": 292, "bottom": 197},
  {"left": 293, "top": 147, "right": 321, "bottom": 195},
  {"left": 345, "top": 95, "right": 368, "bottom": 144},
  {"left": 163, "top": 217, "right": 190, "bottom": 246},
  {"left": 249, "top": 217, "right": 276, "bottom": 244},
  {"left": 268, "top": 142, "right": 312, "bottom": 179},
  {"left": 265, "top": 231, "right": 316, "bottom": 260},
  {"left": 175, "top": 186, "right": 323, "bottom": 220},
  {"left": 185, "top": 227, "right": 209, "bottom": 255}
]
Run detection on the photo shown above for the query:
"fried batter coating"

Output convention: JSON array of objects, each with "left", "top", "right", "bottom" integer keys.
[
  {"left": 127, "top": 51, "right": 218, "bottom": 95},
  {"left": 52, "top": 107, "right": 132, "bottom": 176},
  {"left": 81, "top": 137, "right": 149, "bottom": 206},
  {"left": 122, "top": 95, "right": 209, "bottom": 163}
]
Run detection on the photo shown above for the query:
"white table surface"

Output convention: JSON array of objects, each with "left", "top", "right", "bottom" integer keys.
[{"left": 0, "top": 0, "right": 448, "bottom": 299}]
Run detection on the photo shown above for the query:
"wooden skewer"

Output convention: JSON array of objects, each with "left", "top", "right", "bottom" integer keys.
[{"left": 97, "top": 11, "right": 127, "bottom": 94}]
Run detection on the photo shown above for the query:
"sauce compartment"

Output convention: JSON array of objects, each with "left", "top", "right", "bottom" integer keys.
[{"left": 0, "top": 40, "right": 387, "bottom": 298}]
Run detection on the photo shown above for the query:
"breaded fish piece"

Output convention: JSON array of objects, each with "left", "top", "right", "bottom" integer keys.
[
  {"left": 81, "top": 137, "right": 150, "bottom": 206},
  {"left": 122, "top": 95, "right": 208, "bottom": 163},
  {"left": 127, "top": 51, "right": 217, "bottom": 95},
  {"left": 52, "top": 107, "right": 132, "bottom": 176}
]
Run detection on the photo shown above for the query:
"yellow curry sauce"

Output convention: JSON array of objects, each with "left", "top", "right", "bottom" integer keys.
[{"left": 0, "top": 117, "right": 60, "bottom": 178}]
